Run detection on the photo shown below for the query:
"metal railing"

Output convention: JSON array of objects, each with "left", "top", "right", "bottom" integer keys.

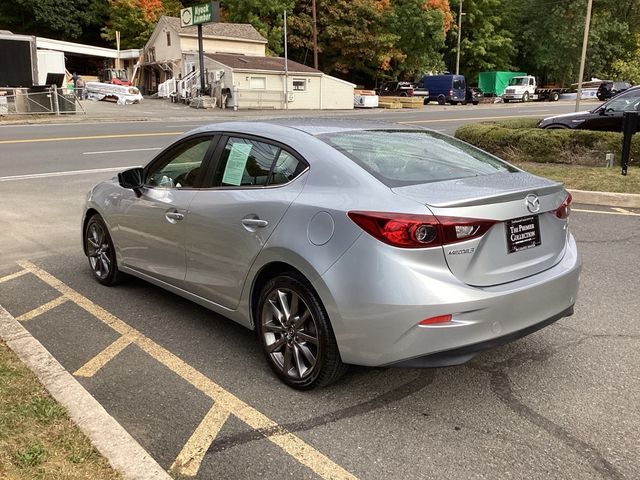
[{"left": 0, "top": 87, "right": 85, "bottom": 115}]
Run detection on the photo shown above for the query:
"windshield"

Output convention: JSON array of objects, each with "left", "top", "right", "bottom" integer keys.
[
  {"left": 509, "top": 77, "right": 528, "bottom": 86},
  {"left": 318, "top": 130, "right": 517, "bottom": 187},
  {"left": 115, "top": 70, "right": 127, "bottom": 80}
]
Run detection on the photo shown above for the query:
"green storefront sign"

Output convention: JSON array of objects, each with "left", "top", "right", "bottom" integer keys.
[{"left": 180, "top": 2, "right": 213, "bottom": 27}]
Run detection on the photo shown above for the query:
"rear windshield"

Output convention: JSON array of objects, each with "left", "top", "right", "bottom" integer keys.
[{"left": 318, "top": 130, "right": 517, "bottom": 187}]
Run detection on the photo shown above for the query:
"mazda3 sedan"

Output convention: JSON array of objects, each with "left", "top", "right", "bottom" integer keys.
[{"left": 82, "top": 120, "right": 581, "bottom": 389}]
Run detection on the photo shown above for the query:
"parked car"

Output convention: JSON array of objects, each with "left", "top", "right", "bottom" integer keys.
[
  {"left": 376, "top": 81, "right": 414, "bottom": 97},
  {"left": 538, "top": 85, "right": 640, "bottom": 131},
  {"left": 83, "top": 120, "right": 580, "bottom": 389},
  {"left": 417, "top": 74, "right": 466, "bottom": 105},
  {"left": 597, "top": 81, "right": 632, "bottom": 101},
  {"left": 464, "top": 86, "right": 482, "bottom": 105}
]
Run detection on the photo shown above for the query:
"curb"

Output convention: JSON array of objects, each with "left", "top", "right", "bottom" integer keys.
[
  {"left": 568, "top": 189, "right": 640, "bottom": 209},
  {"left": 0, "top": 305, "right": 171, "bottom": 480}
]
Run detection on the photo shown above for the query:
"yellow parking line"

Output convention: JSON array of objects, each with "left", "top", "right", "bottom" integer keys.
[
  {"left": 612, "top": 207, "right": 632, "bottom": 214},
  {"left": 74, "top": 336, "right": 133, "bottom": 377},
  {"left": 0, "top": 269, "right": 28, "bottom": 284},
  {"left": 0, "top": 132, "right": 184, "bottom": 145},
  {"left": 15, "top": 295, "right": 68, "bottom": 322},
  {"left": 573, "top": 208, "right": 640, "bottom": 217},
  {"left": 17, "top": 260, "right": 357, "bottom": 480},
  {"left": 171, "top": 403, "right": 231, "bottom": 476}
]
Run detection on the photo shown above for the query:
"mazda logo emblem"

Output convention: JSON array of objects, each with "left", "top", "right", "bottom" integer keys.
[{"left": 525, "top": 194, "right": 540, "bottom": 213}]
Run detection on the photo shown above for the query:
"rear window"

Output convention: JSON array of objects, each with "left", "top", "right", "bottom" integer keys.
[{"left": 318, "top": 130, "right": 517, "bottom": 187}]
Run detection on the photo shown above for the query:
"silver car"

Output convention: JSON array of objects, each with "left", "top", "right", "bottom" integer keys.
[{"left": 82, "top": 120, "right": 581, "bottom": 389}]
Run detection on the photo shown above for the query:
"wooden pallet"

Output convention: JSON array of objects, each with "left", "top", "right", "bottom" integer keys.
[{"left": 378, "top": 101, "right": 402, "bottom": 109}]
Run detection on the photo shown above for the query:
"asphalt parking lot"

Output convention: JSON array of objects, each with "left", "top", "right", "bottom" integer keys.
[{"left": 1, "top": 114, "right": 639, "bottom": 479}]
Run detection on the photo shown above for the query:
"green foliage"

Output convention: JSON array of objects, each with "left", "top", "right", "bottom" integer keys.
[
  {"left": 14, "top": 442, "right": 46, "bottom": 467},
  {"left": 455, "top": 120, "right": 640, "bottom": 166},
  {"left": 392, "top": 0, "right": 447, "bottom": 79},
  {"left": 0, "top": 0, "right": 107, "bottom": 44},
  {"left": 445, "top": 0, "right": 515, "bottom": 84}
]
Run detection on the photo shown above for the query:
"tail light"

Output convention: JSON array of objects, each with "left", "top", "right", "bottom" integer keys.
[
  {"left": 555, "top": 192, "right": 572, "bottom": 219},
  {"left": 449, "top": 89, "right": 453, "bottom": 96},
  {"left": 347, "top": 211, "right": 496, "bottom": 248}
]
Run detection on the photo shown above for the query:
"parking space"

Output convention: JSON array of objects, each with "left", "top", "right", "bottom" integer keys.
[{"left": 1, "top": 202, "right": 639, "bottom": 479}]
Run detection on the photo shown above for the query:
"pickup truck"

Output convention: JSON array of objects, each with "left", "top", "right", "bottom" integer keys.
[{"left": 502, "top": 76, "right": 569, "bottom": 102}]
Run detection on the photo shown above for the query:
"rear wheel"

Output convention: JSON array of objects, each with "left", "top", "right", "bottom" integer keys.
[
  {"left": 84, "top": 214, "right": 122, "bottom": 286},
  {"left": 504, "top": 98, "right": 510, "bottom": 103},
  {"left": 549, "top": 91, "right": 560, "bottom": 102},
  {"left": 472, "top": 101, "right": 479, "bottom": 105},
  {"left": 256, "top": 273, "right": 347, "bottom": 390},
  {"left": 437, "top": 95, "right": 446, "bottom": 105}
]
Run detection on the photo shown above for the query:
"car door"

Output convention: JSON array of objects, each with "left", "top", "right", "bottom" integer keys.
[
  {"left": 184, "top": 135, "right": 308, "bottom": 309},
  {"left": 113, "top": 134, "right": 217, "bottom": 286},
  {"left": 582, "top": 89, "right": 640, "bottom": 131}
]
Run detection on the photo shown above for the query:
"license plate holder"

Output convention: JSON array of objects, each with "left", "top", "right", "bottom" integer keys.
[{"left": 505, "top": 215, "right": 541, "bottom": 253}]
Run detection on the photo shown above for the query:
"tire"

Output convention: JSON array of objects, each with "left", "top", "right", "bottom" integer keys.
[
  {"left": 256, "top": 273, "right": 347, "bottom": 390},
  {"left": 504, "top": 99, "right": 510, "bottom": 103},
  {"left": 84, "top": 214, "right": 123, "bottom": 286},
  {"left": 400, "top": 92, "right": 408, "bottom": 97},
  {"left": 461, "top": 100, "right": 468, "bottom": 105},
  {"left": 423, "top": 98, "right": 430, "bottom": 105},
  {"left": 437, "top": 95, "right": 446, "bottom": 105},
  {"left": 472, "top": 101, "right": 479, "bottom": 105},
  {"left": 550, "top": 91, "right": 560, "bottom": 102},
  {"left": 450, "top": 101, "right": 458, "bottom": 105},
  {"left": 523, "top": 91, "right": 530, "bottom": 102}
]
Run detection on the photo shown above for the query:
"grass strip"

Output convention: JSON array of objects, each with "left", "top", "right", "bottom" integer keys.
[{"left": 0, "top": 339, "right": 120, "bottom": 480}]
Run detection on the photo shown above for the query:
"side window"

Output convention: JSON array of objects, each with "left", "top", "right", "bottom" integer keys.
[
  {"left": 146, "top": 136, "right": 212, "bottom": 189},
  {"left": 211, "top": 137, "right": 279, "bottom": 187},
  {"left": 605, "top": 90, "right": 640, "bottom": 112},
  {"left": 209, "top": 137, "right": 306, "bottom": 188},
  {"left": 270, "top": 151, "right": 305, "bottom": 185}
]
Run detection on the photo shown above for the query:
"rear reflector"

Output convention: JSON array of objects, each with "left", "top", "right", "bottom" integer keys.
[
  {"left": 347, "top": 211, "right": 496, "bottom": 248},
  {"left": 419, "top": 314, "right": 452, "bottom": 325}
]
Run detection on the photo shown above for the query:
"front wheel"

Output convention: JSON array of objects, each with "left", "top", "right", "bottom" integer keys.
[
  {"left": 256, "top": 273, "right": 347, "bottom": 390},
  {"left": 523, "top": 91, "right": 530, "bottom": 102},
  {"left": 84, "top": 214, "right": 123, "bottom": 286}
]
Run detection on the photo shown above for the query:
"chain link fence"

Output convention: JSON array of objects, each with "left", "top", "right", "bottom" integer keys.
[{"left": 0, "top": 87, "right": 85, "bottom": 116}]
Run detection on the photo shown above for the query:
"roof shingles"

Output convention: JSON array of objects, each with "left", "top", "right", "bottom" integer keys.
[
  {"left": 205, "top": 53, "right": 320, "bottom": 74},
  {"left": 163, "top": 16, "right": 266, "bottom": 43}
]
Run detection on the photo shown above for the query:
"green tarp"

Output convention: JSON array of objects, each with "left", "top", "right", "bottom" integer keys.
[{"left": 478, "top": 71, "right": 526, "bottom": 95}]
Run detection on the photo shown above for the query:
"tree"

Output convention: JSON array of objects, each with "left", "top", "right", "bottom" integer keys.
[
  {"left": 391, "top": 0, "right": 450, "bottom": 80},
  {"left": 444, "top": 0, "right": 515, "bottom": 84},
  {"left": 0, "top": 0, "right": 107, "bottom": 45},
  {"left": 101, "top": 0, "right": 182, "bottom": 49}
]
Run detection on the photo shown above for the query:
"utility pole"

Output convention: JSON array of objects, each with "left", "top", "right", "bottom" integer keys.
[
  {"left": 312, "top": 0, "right": 318, "bottom": 70},
  {"left": 455, "top": 0, "right": 463, "bottom": 75},
  {"left": 575, "top": 0, "right": 593, "bottom": 112},
  {"left": 284, "top": 10, "right": 289, "bottom": 109}
]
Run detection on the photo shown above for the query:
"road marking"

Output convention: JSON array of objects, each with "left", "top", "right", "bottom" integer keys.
[
  {"left": 0, "top": 132, "right": 183, "bottom": 145},
  {"left": 399, "top": 113, "right": 545, "bottom": 124},
  {"left": 0, "top": 166, "right": 136, "bottom": 182},
  {"left": 0, "top": 269, "right": 28, "bottom": 284},
  {"left": 171, "top": 404, "right": 232, "bottom": 476},
  {"left": 573, "top": 208, "right": 640, "bottom": 217},
  {"left": 83, "top": 147, "right": 162, "bottom": 155},
  {"left": 15, "top": 296, "right": 68, "bottom": 322},
  {"left": 612, "top": 207, "right": 632, "bottom": 214},
  {"left": 16, "top": 261, "right": 357, "bottom": 480},
  {"left": 74, "top": 336, "right": 133, "bottom": 377}
]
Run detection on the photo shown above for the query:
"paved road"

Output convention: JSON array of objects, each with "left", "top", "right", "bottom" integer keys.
[{"left": 2, "top": 103, "right": 638, "bottom": 480}]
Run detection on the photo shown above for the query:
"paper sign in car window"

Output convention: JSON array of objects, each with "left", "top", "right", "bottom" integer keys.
[{"left": 222, "top": 143, "right": 252, "bottom": 186}]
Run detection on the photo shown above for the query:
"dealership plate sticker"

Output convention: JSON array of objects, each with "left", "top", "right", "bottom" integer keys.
[{"left": 506, "top": 215, "right": 541, "bottom": 253}]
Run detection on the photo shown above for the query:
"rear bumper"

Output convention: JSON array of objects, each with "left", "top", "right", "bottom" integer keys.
[{"left": 314, "top": 234, "right": 581, "bottom": 367}]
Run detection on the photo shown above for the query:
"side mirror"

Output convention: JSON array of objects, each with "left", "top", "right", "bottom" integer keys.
[{"left": 118, "top": 167, "right": 144, "bottom": 195}]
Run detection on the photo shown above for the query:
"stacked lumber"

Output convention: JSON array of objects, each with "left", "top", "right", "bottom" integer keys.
[
  {"left": 378, "top": 100, "right": 402, "bottom": 109},
  {"left": 354, "top": 89, "right": 377, "bottom": 96},
  {"left": 382, "top": 96, "right": 424, "bottom": 109}
]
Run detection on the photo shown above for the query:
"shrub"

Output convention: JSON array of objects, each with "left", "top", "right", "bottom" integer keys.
[{"left": 455, "top": 120, "right": 640, "bottom": 166}]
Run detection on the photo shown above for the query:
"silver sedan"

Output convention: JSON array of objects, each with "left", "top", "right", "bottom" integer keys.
[{"left": 82, "top": 120, "right": 581, "bottom": 389}]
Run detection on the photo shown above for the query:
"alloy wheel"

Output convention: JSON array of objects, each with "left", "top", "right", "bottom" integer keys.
[
  {"left": 86, "top": 221, "right": 112, "bottom": 280},
  {"left": 261, "top": 288, "right": 319, "bottom": 380}
]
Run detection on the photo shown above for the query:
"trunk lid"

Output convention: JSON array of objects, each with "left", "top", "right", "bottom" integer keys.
[{"left": 392, "top": 172, "right": 569, "bottom": 286}]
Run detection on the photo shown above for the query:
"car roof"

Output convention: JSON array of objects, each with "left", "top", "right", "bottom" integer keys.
[{"left": 190, "top": 118, "right": 427, "bottom": 137}]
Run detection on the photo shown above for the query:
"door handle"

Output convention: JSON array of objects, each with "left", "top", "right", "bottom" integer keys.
[
  {"left": 242, "top": 218, "right": 268, "bottom": 228},
  {"left": 165, "top": 211, "right": 185, "bottom": 223}
]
